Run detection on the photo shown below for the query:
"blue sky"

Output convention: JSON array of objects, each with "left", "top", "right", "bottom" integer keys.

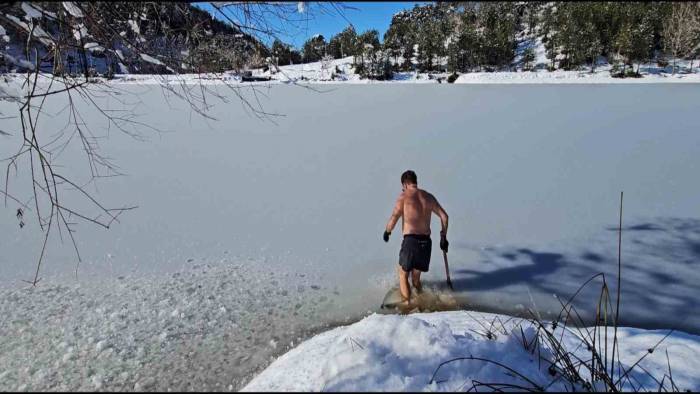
[{"left": 196, "top": 2, "right": 429, "bottom": 49}]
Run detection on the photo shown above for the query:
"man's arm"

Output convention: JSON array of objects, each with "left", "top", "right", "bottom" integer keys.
[
  {"left": 385, "top": 195, "right": 403, "bottom": 234},
  {"left": 431, "top": 195, "right": 449, "bottom": 252},
  {"left": 431, "top": 195, "right": 449, "bottom": 236}
]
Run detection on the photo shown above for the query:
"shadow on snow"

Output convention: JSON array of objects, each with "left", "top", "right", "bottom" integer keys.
[{"left": 425, "top": 217, "right": 700, "bottom": 335}]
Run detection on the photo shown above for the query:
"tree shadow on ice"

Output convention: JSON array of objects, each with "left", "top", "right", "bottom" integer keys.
[
  {"left": 439, "top": 217, "right": 700, "bottom": 334},
  {"left": 449, "top": 249, "right": 568, "bottom": 292}
]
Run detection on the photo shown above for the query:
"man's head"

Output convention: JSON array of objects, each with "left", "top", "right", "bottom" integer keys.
[{"left": 401, "top": 170, "right": 417, "bottom": 188}]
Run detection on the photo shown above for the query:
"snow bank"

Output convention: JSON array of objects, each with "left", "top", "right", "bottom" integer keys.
[
  {"left": 243, "top": 311, "right": 700, "bottom": 392},
  {"left": 454, "top": 69, "right": 700, "bottom": 84}
]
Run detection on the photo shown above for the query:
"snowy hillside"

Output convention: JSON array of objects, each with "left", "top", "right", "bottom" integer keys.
[
  {"left": 0, "top": 2, "right": 265, "bottom": 75},
  {"left": 243, "top": 311, "right": 700, "bottom": 392},
  {"left": 3, "top": 2, "right": 699, "bottom": 84}
]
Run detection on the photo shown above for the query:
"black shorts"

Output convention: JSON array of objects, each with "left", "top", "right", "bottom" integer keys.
[{"left": 399, "top": 234, "right": 432, "bottom": 272}]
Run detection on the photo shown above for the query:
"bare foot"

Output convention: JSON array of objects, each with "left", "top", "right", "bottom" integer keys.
[
  {"left": 413, "top": 282, "right": 423, "bottom": 294},
  {"left": 396, "top": 298, "right": 414, "bottom": 314},
  {"left": 396, "top": 296, "right": 413, "bottom": 307}
]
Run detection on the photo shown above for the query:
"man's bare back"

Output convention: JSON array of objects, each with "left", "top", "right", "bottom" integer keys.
[
  {"left": 390, "top": 186, "right": 445, "bottom": 236},
  {"left": 385, "top": 182, "right": 448, "bottom": 238}
]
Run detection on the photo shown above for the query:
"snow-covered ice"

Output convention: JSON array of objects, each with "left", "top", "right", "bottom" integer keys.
[
  {"left": 244, "top": 311, "right": 700, "bottom": 392},
  {"left": 3, "top": 82, "right": 699, "bottom": 330}
]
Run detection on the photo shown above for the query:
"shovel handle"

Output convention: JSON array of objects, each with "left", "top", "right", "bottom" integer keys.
[{"left": 442, "top": 250, "right": 453, "bottom": 290}]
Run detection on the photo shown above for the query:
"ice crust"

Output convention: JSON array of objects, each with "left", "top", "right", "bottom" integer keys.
[{"left": 0, "top": 259, "right": 346, "bottom": 391}]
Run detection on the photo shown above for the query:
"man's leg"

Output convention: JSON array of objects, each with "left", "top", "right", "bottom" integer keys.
[
  {"left": 398, "top": 265, "right": 411, "bottom": 303},
  {"left": 411, "top": 269, "right": 422, "bottom": 293}
]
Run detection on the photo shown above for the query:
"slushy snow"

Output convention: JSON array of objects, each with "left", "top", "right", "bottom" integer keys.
[{"left": 244, "top": 311, "right": 700, "bottom": 392}]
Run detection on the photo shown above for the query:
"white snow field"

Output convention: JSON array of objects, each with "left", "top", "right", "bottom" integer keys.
[
  {"left": 1, "top": 82, "right": 700, "bottom": 390},
  {"left": 243, "top": 311, "right": 700, "bottom": 392}
]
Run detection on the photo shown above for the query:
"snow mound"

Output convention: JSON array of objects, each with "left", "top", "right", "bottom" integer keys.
[
  {"left": 244, "top": 313, "right": 558, "bottom": 391},
  {"left": 243, "top": 311, "right": 700, "bottom": 392}
]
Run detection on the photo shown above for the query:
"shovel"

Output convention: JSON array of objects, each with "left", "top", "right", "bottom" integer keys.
[{"left": 442, "top": 250, "right": 453, "bottom": 290}]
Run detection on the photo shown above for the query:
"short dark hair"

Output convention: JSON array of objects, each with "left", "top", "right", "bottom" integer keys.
[{"left": 401, "top": 170, "right": 417, "bottom": 185}]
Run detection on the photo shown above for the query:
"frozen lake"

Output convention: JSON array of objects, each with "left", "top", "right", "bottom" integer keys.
[{"left": 1, "top": 83, "right": 699, "bottom": 390}]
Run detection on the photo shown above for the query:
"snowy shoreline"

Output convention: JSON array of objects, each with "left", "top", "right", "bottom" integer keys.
[
  {"left": 3, "top": 55, "right": 700, "bottom": 96},
  {"left": 70, "top": 69, "right": 700, "bottom": 85},
  {"left": 243, "top": 311, "right": 700, "bottom": 392}
]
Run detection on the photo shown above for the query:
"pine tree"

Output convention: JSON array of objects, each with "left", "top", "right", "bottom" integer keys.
[
  {"left": 384, "top": 14, "right": 413, "bottom": 70},
  {"left": 521, "top": 47, "right": 535, "bottom": 71},
  {"left": 329, "top": 26, "right": 358, "bottom": 60},
  {"left": 302, "top": 35, "right": 327, "bottom": 63},
  {"left": 327, "top": 35, "right": 343, "bottom": 59},
  {"left": 447, "top": 17, "right": 480, "bottom": 73},
  {"left": 477, "top": 2, "right": 518, "bottom": 70},
  {"left": 271, "top": 39, "right": 293, "bottom": 66},
  {"left": 615, "top": 4, "right": 655, "bottom": 76},
  {"left": 581, "top": 20, "right": 603, "bottom": 71},
  {"left": 290, "top": 49, "right": 302, "bottom": 65},
  {"left": 562, "top": 3, "right": 602, "bottom": 70},
  {"left": 356, "top": 29, "right": 380, "bottom": 71},
  {"left": 614, "top": 23, "right": 634, "bottom": 75},
  {"left": 540, "top": 3, "right": 559, "bottom": 70}
]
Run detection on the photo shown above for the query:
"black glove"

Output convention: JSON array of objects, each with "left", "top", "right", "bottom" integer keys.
[
  {"left": 440, "top": 235, "right": 449, "bottom": 253},
  {"left": 383, "top": 230, "right": 391, "bottom": 242}
]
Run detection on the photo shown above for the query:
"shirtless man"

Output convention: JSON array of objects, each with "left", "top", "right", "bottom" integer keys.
[{"left": 383, "top": 170, "right": 449, "bottom": 304}]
